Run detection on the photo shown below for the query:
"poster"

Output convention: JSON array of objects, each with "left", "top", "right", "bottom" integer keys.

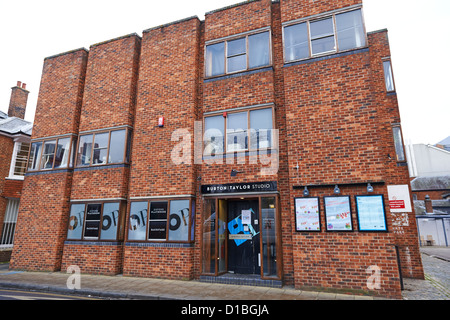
[
  {"left": 324, "top": 196, "right": 352, "bottom": 231},
  {"left": 387, "top": 185, "right": 412, "bottom": 213},
  {"left": 148, "top": 201, "right": 168, "bottom": 240},
  {"left": 83, "top": 203, "right": 102, "bottom": 239},
  {"left": 294, "top": 197, "right": 320, "bottom": 231},
  {"left": 355, "top": 195, "right": 387, "bottom": 231}
]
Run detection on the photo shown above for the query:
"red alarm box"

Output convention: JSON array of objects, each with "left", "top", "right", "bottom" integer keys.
[{"left": 158, "top": 116, "right": 164, "bottom": 127}]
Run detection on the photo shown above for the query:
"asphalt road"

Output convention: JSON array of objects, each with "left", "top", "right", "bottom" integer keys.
[{"left": 0, "top": 288, "right": 101, "bottom": 300}]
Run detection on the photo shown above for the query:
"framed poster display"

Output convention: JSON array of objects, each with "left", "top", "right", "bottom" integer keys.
[
  {"left": 355, "top": 195, "right": 388, "bottom": 232},
  {"left": 324, "top": 196, "right": 352, "bottom": 231},
  {"left": 148, "top": 201, "right": 168, "bottom": 240},
  {"left": 294, "top": 197, "right": 321, "bottom": 232},
  {"left": 84, "top": 203, "right": 102, "bottom": 239}
]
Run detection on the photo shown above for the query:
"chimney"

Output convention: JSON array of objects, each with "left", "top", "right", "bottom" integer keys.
[
  {"left": 424, "top": 195, "right": 433, "bottom": 214},
  {"left": 8, "top": 81, "right": 29, "bottom": 119}
]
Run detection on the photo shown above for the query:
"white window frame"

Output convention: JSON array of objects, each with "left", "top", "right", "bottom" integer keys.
[{"left": 8, "top": 138, "right": 30, "bottom": 180}]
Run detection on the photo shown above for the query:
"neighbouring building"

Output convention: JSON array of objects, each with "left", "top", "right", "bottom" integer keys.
[
  {"left": 0, "top": 81, "right": 32, "bottom": 261},
  {"left": 10, "top": 0, "right": 424, "bottom": 299},
  {"left": 405, "top": 140, "right": 450, "bottom": 247}
]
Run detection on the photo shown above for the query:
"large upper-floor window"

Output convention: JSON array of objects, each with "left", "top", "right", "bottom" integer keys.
[
  {"left": 76, "top": 127, "right": 131, "bottom": 167},
  {"left": 283, "top": 8, "right": 366, "bottom": 62},
  {"left": 28, "top": 135, "right": 76, "bottom": 172},
  {"left": 205, "top": 30, "right": 271, "bottom": 77},
  {"left": 204, "top": 106, "right": 274, "bottom": 155}
]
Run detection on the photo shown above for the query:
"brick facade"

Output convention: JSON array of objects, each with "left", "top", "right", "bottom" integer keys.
[{"left": 10, "top": 0, "right": 423, "bottom": 299}]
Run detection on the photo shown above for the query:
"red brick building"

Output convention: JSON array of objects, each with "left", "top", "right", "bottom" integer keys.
[
  {"left": 10, "top": 0, "right": 423, "bottom": 299},
  {"left": 0, "top": 82, "right": 32, "bottom": 261}
]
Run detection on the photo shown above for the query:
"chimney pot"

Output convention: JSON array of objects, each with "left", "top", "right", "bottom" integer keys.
[
  {"left": 17, "top": 81, "right": 22, "bottom": 87},
  {"left": 22, "top": 83, "right": 26, "bottom": 89}
]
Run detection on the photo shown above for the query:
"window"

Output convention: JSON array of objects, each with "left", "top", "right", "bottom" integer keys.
[
  {"left": 0, "top": 199, "right": 20, "bottom": 247},
  {"left": 383, "top": 60, "right": 395, "bottom": 92},
  {"left": 205, "top": 30, "right": 271, "bottom": 77},
  {"left": 9, "top": 142, "right": 30, "bottom": 178},
  {"left": 28, "top": 136, "right": 75, "bottom": 172},
  {"left": 310, "top": 17, "right": 336, "bottom": 55},
  {"left": 335, "top": 9, "right": 366, "bottom": 51},
  {"left": 66, "top": 201, "right": 124, "bottom": 241},
  {"left": 392, "top": 125, "right": 405, "bottom": 162},
  {"left": 76, "top": 128, "right": 129, "bottom": 167},
  {"left": 127, "top": 199, "right": 194, "bottom": 243},
  {"left": 283, "top": 8, "right": 366, "bottom": 62},
  {"left": 204, "top": 107, "right": 273, "bottom": 155},
  {"left": 284, "top": 22, "right": 309, "bottom": 61}
]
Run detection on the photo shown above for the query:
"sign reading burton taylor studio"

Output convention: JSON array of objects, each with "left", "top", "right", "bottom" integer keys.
[{"left": 201, "top": 181, "right": 277, "bottom": 195}]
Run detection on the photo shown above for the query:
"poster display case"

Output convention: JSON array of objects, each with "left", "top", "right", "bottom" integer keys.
[
  {"left": 294, "top": 197, "right": 321, "bottom": 232},
  {"left": 324, "top": 196, "right": 353, "bottom": 231},
  {"left": 355, "top": 195, "right": 387, "bottom": 232}
]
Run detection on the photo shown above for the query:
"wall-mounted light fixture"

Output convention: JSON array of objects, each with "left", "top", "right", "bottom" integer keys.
[
  {"left": 367, "top": 183, "right": 374, "bottom": 193},
  {"left": 303, "top": 186, "right": 309, "bottom": 197},
  {"left": 334, "top": 185, "right": 340, "bottom": 194},
  {"left": 230, "top": 169, "right": 242, "bottom": 177}
]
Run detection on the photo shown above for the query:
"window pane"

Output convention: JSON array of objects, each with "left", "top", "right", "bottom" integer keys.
[
  {"left": 202, "top": 199, "right": 216, "bottom": 274},
  {"left": 311, "top": 36, "right": 335, "bottom": 55},
  {"left": 383, "top": 60, "right": 395, "bottom": 91},
  {"left": 249, "top": 32, "right": 270, "bottom": 68},
  {"left": 250, "top": 108, "right": 273, "bottom": 149},
  {"left": 54, "top": 138, "right": 71, "bottom": 169},
  {"left": 13, "top": 142, "right": 30, "bottom": 176},
  {"left": 67, "top": 204, "right": 85, "bottom": 240},
  {"left": 204, "top": 115, "right": 224, "bottom": 155},
  {"left": 206, "top": 42, "right": 225, "bottom": 77},
  {"left": 227, "top": 37, "right": 246, "bottom": 56},
  {"left": 310, "top": 18, "right": 334, "bottom": 39},
  {"left": 108, "top": 130, "right": 126, "bottom": 164},
  {"left": 227, "top": 112, "right": 248, "bottom": 151},
  {"left": 92, "top": 132, "right": 109, "bottom": 165},
  {"left": 284, "top": 23, "right": 309, "bottom": 61},
  {"left": 336, "top": 9, "right": 365, "bottom": 51},
  {"left": 261, "top": 197, "right": 277, "bottom": 278},
  {"left": 227, "top": 55, "right": 246, "bottom": 73},
  {"left": 28, "top": 142, "right": 42, "bottom": 171},
  {"left": 101, "top": 202, "right": 120, "bottom": 240},
  {"left": 78, "top": 134, "right": 93, "bottom": 166},
  {"left": 168, "top": 200, "right": 190, "bottom": 241},
  {"left": 40, "top": 140, "right": 56, "bottom": 169},
  {"left": 128, "top": 202, "right": 148, "bottom": 241},
  {"left": 393, "top": 127, "right": 405, "bottom": 161}
]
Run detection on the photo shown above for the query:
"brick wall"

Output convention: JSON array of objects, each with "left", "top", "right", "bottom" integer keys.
[
  {"left": 10, "top": 48, "right": 88, "bottom": 271},
  {"left": 10, "top": 172, "right": 73, "bottom": 271},
  {"left": 31, "top": 49, "right": 88, "bottom": 139}
]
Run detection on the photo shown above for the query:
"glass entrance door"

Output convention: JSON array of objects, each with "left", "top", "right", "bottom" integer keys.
[{"left": 227, "top": 199, "right": 260, "bottom": 275}]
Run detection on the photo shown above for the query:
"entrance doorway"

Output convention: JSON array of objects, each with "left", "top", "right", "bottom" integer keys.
[
  {"left": 227, "top": 199, "right": 260, "bottom": 275},
  {"left": 201, "top": 195, "right": 280, "bottom": 280}
]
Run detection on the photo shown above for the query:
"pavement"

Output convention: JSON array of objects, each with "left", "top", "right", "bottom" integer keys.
[{"left": 0, "top": 247, "right": 448, "bottom": 301}]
